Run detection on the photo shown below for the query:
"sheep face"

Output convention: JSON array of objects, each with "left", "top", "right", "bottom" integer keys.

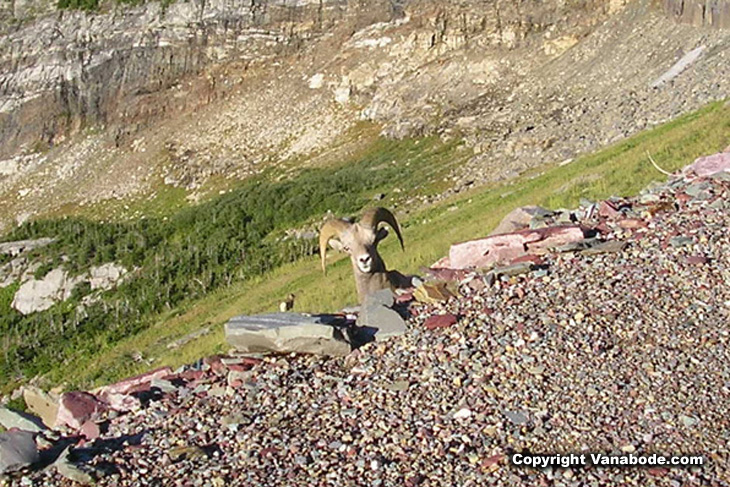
[
  {"left": 319, "top": 208, "right": 407, "bottom": 302},
  {"left": 328, "top": 224, "right": 389, "bottom": 274}
]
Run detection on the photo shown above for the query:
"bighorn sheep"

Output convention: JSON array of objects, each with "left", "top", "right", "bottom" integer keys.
[{"left": 319, "top": 207, "right": 412, "bottom": 303}]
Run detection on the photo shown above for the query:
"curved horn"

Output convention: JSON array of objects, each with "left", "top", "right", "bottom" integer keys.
[
  {"left": 319, "top": 219, "right": 351, "bottom": 274},
  {"left": 360, "top": 207, "right": 404, "bottom": 251}
]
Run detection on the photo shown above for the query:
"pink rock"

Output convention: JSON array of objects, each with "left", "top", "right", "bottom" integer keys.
[
  {"left": 449, "top": 233, "right": 526, "bottom": 269},
  {"left": 79, "top": 420, "right": 100, "bottom": 440},
  {"left": 395, "top": 291, "right": 414, "bottom": 304},
  {"left": 686, "top": 255, "right": 709, "bottom": 265},
  {"left": 509, "top": 254, "right": 545, "bottom": 266},
  {"left": 617, "top": 218, "right": 646, "bottom": 229},
  {"left": 422, "top": 267, "right": 469, "bottom": 282},
  {"left": 56, "top": 392, "right": 106, "bottom": 430},
  {"left": 203, "top": 355, "right": 227, "bottom": 375},
  {"left": 96, "top": 367, "right": 173, "bottom": 396},
  {"left": 524, "top": 226, "right": 585, "bottom": 254},
  {"left": 684, "top": 152, "right": 730, "bottom": 177},
  {"left": 423, "top": 313, "right": 458, "bottom": 330},
  {"left": 481, "top": 454, "right": 505, "bottom": 470},
  {"left": 449, "top": 226, "right": 585, "bottom": 269},
  {"left": 597, "top": 201, "right": 621, "bottom": 219},
  {"left": 101, "top": 393, "right": 141, "bottom": 412}
]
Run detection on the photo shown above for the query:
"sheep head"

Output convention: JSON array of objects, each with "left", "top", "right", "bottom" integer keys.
[{"left": 319, "top": 207, "right": 404, "bottom": 276}]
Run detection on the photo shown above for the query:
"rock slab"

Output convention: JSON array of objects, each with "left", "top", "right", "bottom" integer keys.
[
  {"left": 22, "top": 387, "right": 59, "bottom": 428},
  {"left": 357, "top": 289, "right": 407, "bottom": 340},
  {"left": 449, "top": 226, "right": 586, "bottom": 269},
  {"left": 226, "top": 313, "right": 351, "bottom": 356},
  {"left": 0, "top": 406, "right": 46, "bottom": 433},
  {"left": 56, "top": 391, "right": 106, "bottom": 430}
]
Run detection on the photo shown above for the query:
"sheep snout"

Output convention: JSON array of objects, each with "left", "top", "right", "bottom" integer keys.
[{"left": 357, "top": 254, "right": 373, "bottom": 273}]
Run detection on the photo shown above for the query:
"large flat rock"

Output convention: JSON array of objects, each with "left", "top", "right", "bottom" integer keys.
[
  {"left": 225, "top": 313, "right": 351, "bottom": 356},
  {"left": 357, "top": 289, "right": 407, "bottom": 341}
]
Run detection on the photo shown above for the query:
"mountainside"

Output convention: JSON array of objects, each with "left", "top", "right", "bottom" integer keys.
[
  {"left": 1, "top": 0, "right": 729, "bottom": 234},
  {"left": 4, "top": 150, "right": 730, "bottom": 486}
]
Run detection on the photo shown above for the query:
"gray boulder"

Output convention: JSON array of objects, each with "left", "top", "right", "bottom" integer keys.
[
  {"left": 225, "top": 313, "right": 351, "bottom": 356},
  {"left": 357, "top": 289, "right": 407, "bottom": 340},
  {"left": 11, "top": 268, "right": 84, "bottom": 315},
  {"left": 0, "top": 430, "right": 39, "bottom": 474}
]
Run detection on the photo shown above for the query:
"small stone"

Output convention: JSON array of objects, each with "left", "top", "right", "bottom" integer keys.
[
  {"left": 383, "top": 380, "right": 409, "bottom": 392},
  {"left": 169, "top": 445, "right": 207, "bottom": 462},
  {"left": 423, "top": 313, "right": 458, "bottom": 330},
  {"left": 679, "top": 415, "right": 699, "bottom": 427},
  {"left": 669, "top": 236, "right": 693, "bottom": 247},
  {"left": 504, "top": 410, "right": 529, "bottom": 426},
  {"left": 453, "top": 408, "right": 472, "bottom": 419}
]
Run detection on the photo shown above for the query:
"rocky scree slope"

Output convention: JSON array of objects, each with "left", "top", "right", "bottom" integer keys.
[
  {"left": 1, "top": 0, "right": 730, "bottom": 233},
  {"left": 2, "top": 152, "right": 730, "bottom": 485}
]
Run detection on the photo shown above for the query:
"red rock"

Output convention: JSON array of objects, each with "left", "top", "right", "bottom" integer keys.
[
  {"left": 178, "top": 369, "right": 206, "bottom": 382},
  {"left": 595, "top": 220, "right": 611, "bottom": 233},
  {"left": 56, "top": 392, "right": 106, "bottom": 430},
  {"left": 686, "top": 255, "right": 709, "bottom": 265},
  {"left": 424, "top": 313, "right": 458, "bottom": 330},
  {"left": 617, "top": 218, "right": 647, "bottom": 229},
  {"left": 597, "top": 201, "right": 621, "bottom": 219},
  {"left": 79, "top": 420, "right": 100, "bottom": 440},
  {"left": 96, "top": 367, "right": 173, "bottom": 396},
  {"left": 684, "top": 151, "right": 730, "bottom": 177}
]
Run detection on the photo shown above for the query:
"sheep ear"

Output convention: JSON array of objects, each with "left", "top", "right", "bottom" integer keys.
[
  {"left": 375, "top": 227, "right": 389, "bottom": 243},
  {"left": 328, "top": 239, "right": 344, "bottom": 251}
]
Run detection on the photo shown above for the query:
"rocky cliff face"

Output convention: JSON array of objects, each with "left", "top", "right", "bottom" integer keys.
[
  {"left": 0, "top": 0, "right": 729, "bottom": 233},
  {"left": 662, "top": 0, "right": 730, "bottom": 28},
  {"left": 0, "top": 0, "right": 395, "bottom": 159}
]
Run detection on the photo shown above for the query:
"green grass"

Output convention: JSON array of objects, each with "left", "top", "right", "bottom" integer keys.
[
  {"left": 0, "top": 134, "right": 466, "bottom": 391},
  {"left": 3, "top": 100, "right": 729, "bottom": 391}
]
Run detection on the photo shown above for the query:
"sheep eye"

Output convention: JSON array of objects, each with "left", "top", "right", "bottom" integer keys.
[{"left": 343, "top": 246, "right": 350, "bottom": 252}]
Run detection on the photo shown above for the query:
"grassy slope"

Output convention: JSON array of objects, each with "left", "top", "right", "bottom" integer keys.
[{"left": 13, "top": 100, "right": 730, "bottom": 389}]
